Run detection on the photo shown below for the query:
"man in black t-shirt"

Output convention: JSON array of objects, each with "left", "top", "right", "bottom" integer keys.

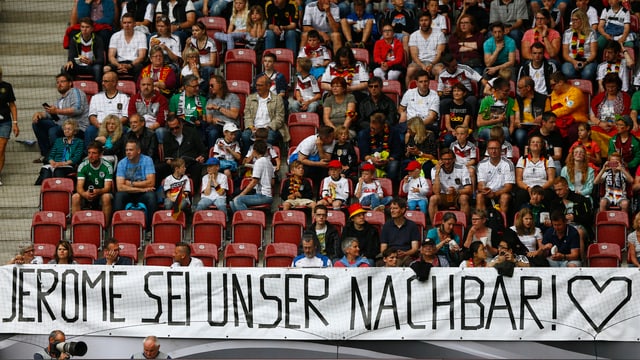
[{"left": 265, "top": 0, "right": 300, "bottom": 55}]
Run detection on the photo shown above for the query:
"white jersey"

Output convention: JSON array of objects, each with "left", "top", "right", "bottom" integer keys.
[
  {"left": 402, "top": 176, "right": 430, "bottom": 201},
  {"left": 450, "top": 140, "right": 477, "bottom": 166},
  {"left": 355, "top": 180, "right": 383, "bottom": 202},
  {"left": 89, "top": 91, "right": 130, "bottom": 123},
  {"left": 294, "top": 134, "right": 335, "bottom": 158},
  {"left": 400, "top": 88, "right": 440, "bottom": 122},
  {"left": 408, "top": 30, "right": 446, "bottom": 64},
  {"left": 109, "top": 30, "right": 147, "bottom": 62},
  {"left": 477, "top": 157, "right": 515, "bottom": 192},
  {"left": 516, "top": 156, "right": 553, "bottom": 187},
  {"left": 295, "top": 74, "right": 320, "bottom": 101},
  {"left": 431, "top": 164, "right": 472, "bottom": 193},
  {"left": 200, "top": 172, "right": 228, "bottom": 201},
  {"left": 321, "top": 176, "right": 350, "bottom": 201}
]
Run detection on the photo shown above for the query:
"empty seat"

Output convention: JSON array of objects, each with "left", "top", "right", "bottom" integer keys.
[
  {"left": 40, "top": 178, "right": 74, "bottom": 218},
  {"left": 382, "top": 80, "right": 402, "bottom": 106},
  {"left": 192, "top": 210, "right": 226, "bottom": 248},
  {"left": 118, "top": 242, "right": 138, "bottom": 264},
  {"left": 190, "top": 243, "right": 219, "bottom": 267},
  {"left": 151, "top": 211, "right": 186, "bottom": 244},
  {"left": 232, "top": 210, "right": 266, "bottom": 249},
  {"left": 364, "top": 211, "right": 386, "bottom": 235},
  {"left": 143, "top": 243, "right": 176, "bottom": 266},
  {"left": 595, "top": 210, "right": 628, "bottom": 251},
  {"left": 34, "top": 243, "right": 56, "bottom": 264},
  {"left": 32, "top": 211, "right": 67, "bottom": 246},
  {"left": 111, "top": 210, "right": 145, "bottom": 249},
  {"left": 71, "top": 243, "right": 98, "bottom": 264},
  {"left": 224, "top": 243, "right": 258, "bottom": 267},
  {"left": 587, "top": 243, "right": 621, "bottom": 267},
  {"left": 71, "top": 210, "right": 106, "bottom": 249},
  {"left": 326, "top": 209, "right": 346, "bottom": 236},
  {"left": 264, "top": 243, "right": 298, "bottom": 267},
  {"left": 116, "top": 80, "right": 137, "bottom": 96},
  {"left": 73, "top": 80, "right": 99, "bottom": 101},
  {"left": 272, "top": 210, "right": 306, "bottom": 246},
  {"left": 224, "top": 49, "right": 256, "bottom": 84}
]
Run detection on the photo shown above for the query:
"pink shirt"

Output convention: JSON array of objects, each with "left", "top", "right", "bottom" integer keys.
[{"left": 522, "top": 28, "right": 561, "bottom": 59}]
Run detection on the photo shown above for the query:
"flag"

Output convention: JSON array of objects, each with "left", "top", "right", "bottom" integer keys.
[{"left": 171, "top": 181, "right": 186, "bottom": 220}]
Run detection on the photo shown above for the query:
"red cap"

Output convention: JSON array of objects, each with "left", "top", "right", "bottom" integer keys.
[
  {"left": 361, "top": 163, "right": 375, "bottom": 172},
  {"left": 328, "top": 160, "right": 343, "bottom": 169},
  {"left": 405, "top": 160, "right": 421, "bottom": 171},
  {"left": 348, "top": 203, "right": 367, "bottom": 218}
]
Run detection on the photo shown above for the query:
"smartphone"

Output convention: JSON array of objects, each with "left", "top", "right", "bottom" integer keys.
[
  {"left": 42, "top": 103, "right": 50, "bottom": 108},
  {"left": 609, "top": 161, "right": 619, "bottom": 168}
]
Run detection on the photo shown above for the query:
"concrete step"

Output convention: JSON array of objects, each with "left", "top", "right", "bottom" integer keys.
[
  {"left": 0, "top": 10, "right": 69, "bottom": 24},
  {"left": 0, "top": 0, "right": 74, "bottom": 14},
  {"left": 0, "top": 43, "right": 64, "bottom": 57},
  {"left": 0, "top": 24, "right": 68, "bottom": 45}
]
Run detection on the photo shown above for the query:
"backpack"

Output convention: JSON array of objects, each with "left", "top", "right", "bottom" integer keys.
[{"left": 485, "top": 206, "right": 505, "bottom": 234}]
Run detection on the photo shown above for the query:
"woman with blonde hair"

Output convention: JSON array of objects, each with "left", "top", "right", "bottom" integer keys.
[
  {"left": 511, "top": 208, "right": 544, "bottom": 258},
  {"left": 95, "top": 114, "right": 125, "bottom": 162},
  {"left": 627, "top": 212, "right": 640, "bottom": 267},
  {"left": 214, "top": 0, "right": 249, "bottom": 50},
  {"left": 561, "top": 144, "right": 595, "bottom": 200},
  {"left": 404, "top": 116, "right": 437, "bottom": 174},
  {"left": 561, "top": 9, "right": 598, "bottom": 80}
]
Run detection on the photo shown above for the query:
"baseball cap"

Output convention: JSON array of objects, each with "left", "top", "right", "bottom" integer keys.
[
  {"left": 205, "top": 157, "right": 220, "bottom": 166},
  {"left": 328, "top": 160, "right": 342, "bottom": 169},
  {"left": 348, "top": 203, "right": 367, "bottom": 218},
  {"left": 361, "top": 163, "right": 375, "bottom": 172},
  {"left": 223, "top": 122, "right": 239, "bottom": 133},
  {"left": 421, "top": 238, "right": 435, "bottom": 246},
  {"left": 405, "top": 160, "right": 421, "bottom": 171}
]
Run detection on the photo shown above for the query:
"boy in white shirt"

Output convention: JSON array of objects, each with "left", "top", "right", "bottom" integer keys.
[
  {"left": 318, "top": 160, "right": 351, "bottom": 210},
  {"left": 290, "top": 57, "right": 322, "bottom": 114},
  {"left": 196, "top": 158, "right": 229, "bottom": 218},
  {"left": 163, "top": 158, "right": 191, "bottom": 211},
  {"left": 355, "top": 162, "right": 392, "bottom": 211},
  {"left": 402, "top": 160, "right": 430, "bottom": 214},
  {"left": 212, "top": 122, "right": 242, "bottom": 179}
]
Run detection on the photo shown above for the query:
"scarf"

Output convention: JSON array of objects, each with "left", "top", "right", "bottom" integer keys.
[
  {"left": 177, "top": 91, "right": 202, "bottom": 123},
  {"left": 288, "top": 176, "right": 302, "bottom": 197},
  {"left": 329, "top": 64, "right": 358, "bottom": 85},
  {"left": 370, "top": 123, "right": 390, "bottom": 153},
  {"left": 606, "top": 61, "right": 621, "bottom": 73},
  {"left": 569, "top": 31, "right": 585, "bottom": 60}
]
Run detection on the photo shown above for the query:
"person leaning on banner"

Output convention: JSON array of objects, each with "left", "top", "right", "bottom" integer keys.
[
  {"left": 94, "top": 238, "right": 133, "bottom": 265},
  {"left": 131, "top": 335, "right": 171, "bottom": 359},
  {"left": 540, "top": 210, "right": 582, "bottom": 267},
  {"left": 292, "top": 233, "right": 332, "bottom": 268},
  {"left": 7, "top": 242, "right": 43, "bottom": 265}
]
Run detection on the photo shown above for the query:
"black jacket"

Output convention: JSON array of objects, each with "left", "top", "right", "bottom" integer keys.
[
  {"left": 310, "top": 223, "right": 342, "bottom": 260},
  {"left": 341, "top": 221, "right": 380, "bottom": 260}
]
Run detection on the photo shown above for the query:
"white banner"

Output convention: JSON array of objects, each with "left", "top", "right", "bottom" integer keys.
[{"left": 0, "top": 265, "right": 637, "bottom": 341}]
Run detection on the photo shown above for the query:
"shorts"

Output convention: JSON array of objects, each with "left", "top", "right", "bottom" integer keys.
[
  {"left": 604, "top": 191, "right": 626, "bottom": 206},
  {"left": 0, "top": 121, "right": 11, "bottom": 139},
  {"left": 81, "top": 193, "right": 112, "bottom": 209},
  {"left": 284, "top": 198, "right": 315, "bottom": 207}
]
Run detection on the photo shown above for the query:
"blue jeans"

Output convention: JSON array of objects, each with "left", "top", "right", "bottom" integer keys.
[
  {"left": 154, "top": 126, "right": 168, "bottom": 144},
  {"left": 561, "top": 61, "right": 597, "bottom": 81},
  {"left": 196, "top": 197, "right": 227, "bottom": 211},
  {"left": 512, "top": 127, "right": 529, "bottom": 151},
  {"left": 408, "top": 199, "right": 428, "bottom": 214},
  {"left": 360, "top": 194, "right": 393, "bottom": 208},
  {"left": 85, "top": 125, "right": 99, "bottom": 148},
  {"left": 241, "top": 128, "right": 280, "bottom": 155},
  {"left": 289, "top": 100, "right": 320, "bottom": 114},
  {"left": 265, "top": 30, "right": 300, "bottom": 56},
  {"left": 114, "top": 191, "right": 157, "bottom": 228},
  {"left": 230, "top": 194, "right": 272, "bottom": 212},
  {"left": 193, "top": 0, "right": 228, "bottom": 16},
  {"left": 202, "top": 123, "right": 222, "bottom": 149},
  {"left": 214, "top": 32, "right": 246, "bottom": 50},
  {"left": 32, "top": 119, "right": 62, "bottom": 157}
]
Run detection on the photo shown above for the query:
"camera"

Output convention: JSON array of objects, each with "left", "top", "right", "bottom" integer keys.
[
  {"left": 499, "top": 251, "right": 506, "bottom": 257},
  {"left": 51, "top": 341, "right": 87, "bottom": 357}
]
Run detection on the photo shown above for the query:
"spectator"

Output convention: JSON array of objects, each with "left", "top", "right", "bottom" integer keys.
[
  {"left": 301, "top": 0, "right": 342, "bottom": 52},
  {"left": 7, "top": 242, "right": 43, "bottom": 265},
  {"left": 590, "top": 73, "right": 632, "bottom": 156},
  {"left": 49, "top": 241, "right": 77, "bottom": 265},
  {"left": 403, "top": 116, "right": 437, "bottom": 174},
  {"left": 483, "top": 22, "right": 516, "bottom": 80},
  {"left": 594, "top": 151, "right": 633, "bottom": 213},
  {"left": 512, "top": 76, "right": 548, "bottom": 150},
  {"left": 609, "top": 115, "right": 640, "bottom": 174},
  {"left": 402, "top": 160, "right": 430, "bottom": 214},
  {"left": 372, "top": 24, "right": 405, "bottom": 81},
  {"left": 517, "top": 42, "right": 557, "bottom": 96},
  {"left": 159, "top": 116, "right": 207, "bottom": 192},
  {"left": 428, "top": 148, "right": 473, "bottom": 223},
  {"left": 290, "top": 57, "right": 322, "bottom": 114},
  {"left": 124, "top": 113, "right": 159, "bottom": 162},
  {"left": 405, "top": 11, "right": 446, "bottom": 83},
  {"left": 449, "top": 14, "right": 485, "bottom": 75},
  {"left": 309, "top": 204, "right": 342, "bottom": 259},
  {"left": 341, "top": 0, "right": 377, "bottom": 49},
  {"left": 489, "top": 238, "right": 530, "bottom": 267},
  {"left": 331, "top": 125, "right": 358, "bottom": 181},
  {"left": 32, "top": 72, "right": 89, "bottom": 163},
  {"left": 511, "top": 207, "right": 545, "bottom": 262},
  {"left": 195, "top": 158, "right": 228, "bottom": 218},
  {"left": 211, "top": 123, "right": 242, "bottom": 180},
  {"left": 297, "top": 30, "right": 331, "bottom": 79},
  {"left": 86, "top": 71, "right": 130, "bottom": 145},
  {"left": 139, "top": 46, "right": 178, "bottom": 98},
  {"left": 541, "top": 210, "right": 581, "bottom": 267},
  {"left": 383, "top": 0, "right": 417, "bottom": 54},
  {"left": 342, "top": 203, "right": 380, "bottom": 263},
  {"left": 317, "top": 159, "right": 350, "bottom": 209},
  {"left": 477, "top": 138, "right": 515, "bottom": 214},
  {"left": 105, "top": 13, "right": 148, "bottom": 79},
  {"left": 213, "top": 0, "right": 250, "bottom": 50},
  {"left": 131, "top": 335, "right": 171, "bottom": 359},
  {"left": 380, "top": 197, "right": 421, "bottom": 265},
  {"left": 550, "top": 176, "right": 593, "bottom": 258},
  {"left": 63, "top": 18, "right": 105, "bottom": 84},
  {"left": 560, "top": 144, "right": 595, "bottom": 200},
  {"left": 323, "top": 77, "right": 357, "bottom": 134},
  {"left": 320, "top": 47, "right": 369, "bottom": 99},
  {"left": 515, "top": 134, "right": 556, "bottom": 206},
  {"left": 597, "top": 0, "right": 635, "bottom": 50},
  {"left": 0, "top": 66, "right": 18, "bottom": 186},
  {"left": 172, "top": 242, "right": 204, "bottom": 267},
  {"left": 288, "top": 126, "right": 334, "bottom": 185},
  {"left": 488, "top": 0, "right": 528, "bottom": 47},
  {"left": 449, "top": 125, "right": 477, "bottom": 182},
  {"left": 334, "top": 237, "right": 370, "bottom": 267},
  {"left": 358, "top": 112, "right": 402, "bottom": 183},
  {"left": 94, "top": 114, "right": 125, "bottom": 162},
  {"left": 464, "top": 209, "right": 499, "bottom": 257},
  {"left": 265, "top": 0, "right": 300, "bottom": 55},
  {"left": 155, "top": 0, "right": 197, "bottom": 48},
  {"left": 546, "top": 71, "right": 587, "bottom": 145},
  {"left": 399, "top": 70, "right": 439, "bottom": 134},
  {"left": 596, "top": 40, "right": 634, "bottom": 93},
  {"left": 569, "top": 122, "right": 602, "bottom": 170},
  {"left": 627, "top": 212, "right": 640, "bottom": 267},
  {"left": 522, "top": 9, "right": 561, "bottom": 65},
  {"left": 459, "top": 241, "right": 489, "bottom": 268},
  {"left": 411, "top": 238, "right": 450, "bottom": 267},
  {"left": 123, "top": 0, "right": 155, "bottom": 35},
  {"left": 357, "top": 76, "right": 398, "bottom": 131},
  {"left": 255, "top": 53, "right": 288, "bottom": 107},
  {"left": 187, "top": 21, "right": 217, "bottom": 94},
  {"left": 242, "top": 128, "right": 281, "bottom": 175},
  {"left": 426, "top": 0, "right": 448, "bottom": 36},
  {"left": 94, "top": 238, "right": 133, "bottom": 265},
  {"left": 292, "top": 234, "right": 332, "bottom": 267},
  {"left": 149, "top": 16, "right": 182, "bottom": 69},
  {"left": 528, "top": 111, "right": 564, "bottom": 173},
  {"left": 241, "top": 75, "right": 288, "bottom": 153},
  {"left": 561, "top": 9, "right": 597, "bottom": 81},
  {"left": 437, "top": 53, "right": 486, "bottom": 119},
  {"left": 456, "top": 0, "right": 489, "bottom": 37},
  {"left": 381, "top": 248, "right": 398, "bottom": 267},
  {"left": 35, "top": 120, "right": 85, "bottom": 185},
  {"left": 355, "top": 163, "right": 392, "bottom": 211},
  {"left": 476, "top": 77, "right": 515, "bottom": 143},
  {"left": 71, "top": 142, "right": 114, "bottom": 225},
  {"left": 426, "top": 211, "right": 462, "bottom": 266},
  {"left": 441, "top": 84, "right": 474, "bottom": 148},
  {"left": 281, "top": 160, "right": 315, "bottom": 211},
  {"left": 230, "top": 140, "right": 274, "bottom": 211},
  {"left": 71, "top": 0, "right": 115, "bottom": 46},
  {"left": 114, "top": 139, "right": 157, "bottom": 228},
  {"left": 162, "top": 158, "right": 192, "bottom": 211},
  {"left": 128, "top": 77, "right": 169, "bottom": 145},
  {"left": 205, "top": 74, "right": 241, "bottom": 148}
]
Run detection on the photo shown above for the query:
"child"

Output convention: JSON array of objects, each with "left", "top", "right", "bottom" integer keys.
[
  {"left": 594, "top": 152, "right": 634, "bottom": 212},
  {"left": 355, "top": 163, "right": 392, "bottom": 211},
  {"left": 243, "top": 127, "right": 281, "bottom": 177},
  {"left": 212, "top": 123, "right": 242, "bottom": 179},
  {"left": 214, "top": 0, "right": 249, "bottom": 50},
  {"left": 331, "top": 125, "right": 359, "bottom": 182},
  {"left": 163, "top": 158, "right": 191, "bottom": 211},
  {"left": 244, "top": 5, "right": 267, "bottom": 50},
  {"left": 281, "top": 160, "right": 315, "bottom": 211},
  {"left": 318, "top": 160, "right": 351, "bottom": 209},
  {"left": 521, "top": 185, "right": 550, "bottom": 232},
  {"left": 402, "top": 160, "right": 430, "bottom": 214},
  {"left": 342, "top": 0, "right": 378, "bottom": 48},
  {"left": 608, "top": 115, "right": 640, "bottom": 175},
  {"left": 427, "top": 0, "right": 449, "bottom": 35},
  {"left": 569, "top": 122, "right": 601, "bottom": 170},
  {"left": 484, "top": 125, "right": 514, "bottom": 160},
  {"left": 450, "top": 125, "right": 477, "bottom": 189},
  {"left": 195, "top": 158, "right": 229, "bottom": 218},
  {"left": 405, "top": 116, "right": 437, "bottom": 175},
  {"left": 298, "top": 30, "right": 331, "bottom": 79},
  {"left": 442, "top": 83, "right": 473, "bottom": 147},
  {"left": 290, "top": 57, "right": 322, "bottom": 114}
]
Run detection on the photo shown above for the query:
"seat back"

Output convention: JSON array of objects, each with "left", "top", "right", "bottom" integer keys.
[
  {"left": 326, "top": 209, "right": 346, "bottom": 236},
  {"left": 73, "top": 80, "right": 99, "bottom": 100},
  {"left": 71, "top": 210, "right": 106, "bottom": 249},
  {"left": 288, "top": 112, "right": 320, "bottom": 127},
  {"left": 595, "top": 210, "right": 629, "bottom": 250},
  {"left": 111, "top": 210, "right": 146, "bottom": 249},
  {"left": 405, "top": 210, "right": 427, "bottom": 239},
  {"left": 72, "top": 243, "right": 98, "bottom": 264},
  {"left": 116, "top": 80, "right": 137, "bottom": 96},
  {"left": 34, "top": 243, "right": 56, "bottom": 264},
  {"left": 382, "top": 80, "right": 402, "bottom": 106},
  {"left": 351, "top": 48, "right": 369, "bottom": 66},
  {"left": 272, "top": 210, "right": 306, "bottom": 246},
  {"left": 151, "top": 211, "right": 186, "bottom": 244},
  {"left": 263, "top": 48, "right": 294, "bottom": 85},
  {"left": 224, "top": 49, "right": 256, "bottom": 84},
  {"left": 118, "top": 242, "right": 138, "bottom": 264},
  {"left": 190, "top": 243, "right": 219, "bottom": 267},
  {"left": 40, "top": 178, "right": 74, "bottom": 218},
  {"left": 32, "top": 211, "right": 67, "bottom": 246},
  {"left": 143, "top": 243, "right": 176, "bottom": 266},
  {"left": 587, "top": 243, "right": 621, "bottom": 267},
  {"left": 192, "top": 210, "right": 226, "bottom": 248},
  {"left": 224, "top": 243, "right": 258, "bottom": 267},
  {"left": 232, "top": 210, "right": 266, "bottom": 249},
  {"left": 199, "top": 16, "right": 227, "bottom": 33},
  {"left": 264, "top": 243, "right": 297, "bottom": 267},
  {"left": 364, "top": 211, "right": 386, "bottom": 235},
  {"left": 289, "top": 123, "right": 317, "bottom": 147}
]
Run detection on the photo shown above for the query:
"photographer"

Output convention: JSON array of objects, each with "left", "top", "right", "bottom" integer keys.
[
  {"left": 490, "top": 239, "right": 530, "bottom": 268},
  {"left": 34, "top": 330, "right": 86, "bottom": 360}
]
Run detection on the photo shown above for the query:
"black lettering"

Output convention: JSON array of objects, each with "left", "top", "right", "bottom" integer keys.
[
  {"left": 3, "top": 267, "right": 19, "bottom": 322},
  {"left": 486, "top": 276, "right": 515, "bottom": 329},
  {"left": 82, "top": 270, "right": 106, "bottom": 321},
  {"left": 432, "top": 274, "right": 455, "bottom": 330},
  {"left": 461, "top": 276, "right": 484, "bottom": 330},
  {"left": 374, "top": 275, "right": 399, "bottom": 330},
  {"left": 207, "top": 272, "right": 228, "bottom": 326},
  {"left": 61, "top": 270, "right": 79, "bottom": 322},
  {"left": 167, "top": 271, "right": 190, "bottom": 326},
  {"left": 19, "top": 268, "right": 37, "bottom": 322},
  {"left": 142, "top": 271, "right": 163, "bottom": 323},
  {"left": 520, "top": 276, "right": 543, "bottom": 330},
  {"left": 304, "top": 275, "right": 329, "bottom": 327},
  {"left": 259, "top": 274, "right": 282, "bottom": 328},
  {"left": 407, "top": 276, "right": 425, "bottom": 329},
  {"left": 232, "top": 274, "right": 253, "bottom": 327},
  {"left": 351, "top": 276, "right": 372, "bottom": 330},
  {"left": 109, "top": 271, "right": 126, "bottom": 322},
  {"left": 285, "top": 274, "right": 302, "bottom": 329},
  {"left": 37, "top": 269, "right": 58, "bottom": 322}
]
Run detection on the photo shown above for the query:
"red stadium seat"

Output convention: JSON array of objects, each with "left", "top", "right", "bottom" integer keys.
[
  {"left": 116, "top": 80, "right": 137, "bottom": 96},
  {"left": 595, "top": 210, "right": 629, "bottom": 251},
  {"left": 511, "top": 145, "right": 521, "bottom": 165},
  {"left": 382, "top": 80, "right": 402, "bottom": 106},
  {"left": 72, "top": 243, "right": 98, "bottom": 264},
  {"left": 111, "top": 210, "right": 145, "bottom": 249},
  {"left": 118, "top": 242, "right": 138, "bottom": 264},
  {"left": 224, "top": 243, "right": 258, "bottom": 267},
  {"left": 73, "top": 80, "right": 99, "bottom": 102},
  {"left": 40, "top": 178, "right": 74, "bottom": 218},
  {"left": 364, "top": 210, "right": 386, "bottom": 235},
  {"left": 433, "top": 210, "right": 467, "bottom": 240},
  {"left": 570, "top": 79, "right": 593, "bottom": 113},
  {"left": 351, "top": 48, "right": 369, "bottom": 66},
  {"left": 199, "top": 16, "right": 227, "bottom": 33},
  {"left": 405, "top": 210, "right": 427, "bottom": 239},
  {"left": 190, "top": 243, "right": 219, "bottom": 267},
  {"left": 192, "top": 210, "right": 226, "bottom": 248},
  {"left": 263, "top": 48, "right": 295, "bottom": 85},
  {"left": 318, "top": 178, "right": 353, "bottom": 206},
  {"left": 151, "top": 211, "right": 186, "bottom": 244},
  {"left": 288, "top": 112, "right": 320, "bottom": 126},
  {"left": 264, "top": 242, "right": 298, "bottom": 267},
  {"left": 232, "top": 210, "right": 266, "bottom": 249},
  {"left": 587, "top": 243, "right": 621, "bottom": 267},
  {"left": 71, "top": 210, "right": 106, "bottom": 249},
  {"left": 32, "top": 211, "right": 67, "bottom": 246},
  {"left": 377, "top": 178, "right": 393, "bottom": 198},
  {"left": 289, "top": 124, "right": 317, "bottom": 148},
  {"left": 34, "top": 243, "right": 56, "bottom": 264},
  {"left": 272, "top": 210, "right": 307, "bottom": 246},
  {"left": 226, "top": 79, "right": 250, "bottom": 128},
  {"left": 143, "top": 243, "right": 176, "bottom": 266},
  {"left": 326, "top": 209, "right": 346, "bottom": 236},
  {"left": 225, "top": 49, "right": 256, "bottom": 84}
]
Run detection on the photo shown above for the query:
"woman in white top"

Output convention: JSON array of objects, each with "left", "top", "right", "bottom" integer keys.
[
  {"left": 511, "top": 208, "right": 543, "bottom": 257},
  {"left": 459, "top": 241, "right": 489, "bottom": 268},
  {"left": 515, "top": 134, "right": 556, "bottom": 206},
  {"left": 464, "top": 209, "right": 498, "bottom": 258},
  {"left": 627, "top": 212, "right": 640, "bottom": 267}
]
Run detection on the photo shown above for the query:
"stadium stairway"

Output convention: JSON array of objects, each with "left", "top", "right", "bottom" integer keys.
[{"left": 0, "top": 0, "right": 73, "bottom": 261}]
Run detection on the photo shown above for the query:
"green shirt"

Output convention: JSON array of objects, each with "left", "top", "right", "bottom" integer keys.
[
  {"left": 478, "top": 95, "right": 516, "bottom": 132},
  {"left": 169, "top": 92, "right": 206, "bottom": 124},
  {"left": 77, "top": 158, "right": 114, "bottom": 190}
]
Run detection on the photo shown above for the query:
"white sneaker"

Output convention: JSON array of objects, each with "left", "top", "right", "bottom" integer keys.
[{"left": 0, "top": 179, "right": 4, "bottom": 186}]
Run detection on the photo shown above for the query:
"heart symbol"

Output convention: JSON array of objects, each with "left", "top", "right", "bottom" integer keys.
[{"left": 567, "top": 276, "right": 631, "bottom": 332}]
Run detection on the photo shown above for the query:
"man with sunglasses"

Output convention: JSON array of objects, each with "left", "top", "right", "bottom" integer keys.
[
  {"left": 159, "top": 115, "right": 207, "bottom": 192},
  {"left": 357, "top": 76, "right": 398, "bottom": 131}
]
